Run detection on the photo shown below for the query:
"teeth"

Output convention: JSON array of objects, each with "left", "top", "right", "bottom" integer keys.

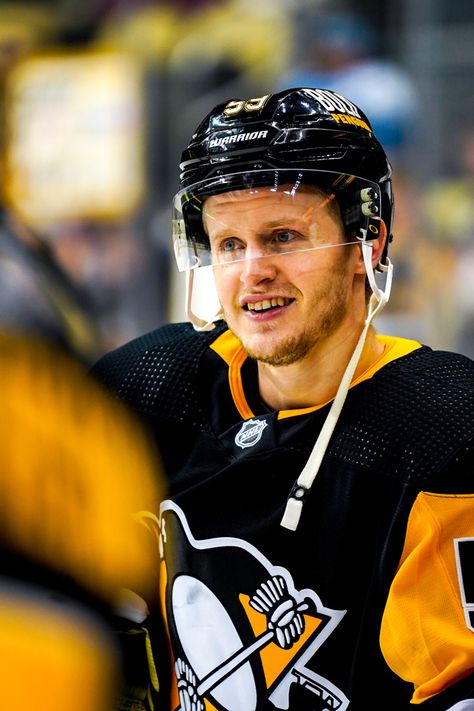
[{"left": 247, "top": 297, "right": 289, "bottom": 311}]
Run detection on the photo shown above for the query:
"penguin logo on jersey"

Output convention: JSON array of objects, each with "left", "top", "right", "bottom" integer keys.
[{"left": 159, "top": 501, "right": 349, "bottom": 711}]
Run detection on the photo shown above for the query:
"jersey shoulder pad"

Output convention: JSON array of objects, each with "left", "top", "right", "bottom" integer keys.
[
  {"left": 91, "top": 321, "right": 227, "bottom": 419},
  {"left": 332, "top": 347, "right": 474, "bottom": 487}
]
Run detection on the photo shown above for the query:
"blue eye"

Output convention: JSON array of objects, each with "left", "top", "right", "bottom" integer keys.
[
  {"left": 222, "top": 238, "right": 238, "bottom": 251},
  {"left": 274, "top": 231, "right": 294, "bottom": 243},
  {"left": 215, "top": 238, "right": 245, "bottom": 262}
]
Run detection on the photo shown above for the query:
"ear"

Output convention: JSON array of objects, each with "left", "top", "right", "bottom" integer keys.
[
  {"left": 354, "top": 218, "right": 388, "bottom": 273},
  {"left": 369, "top": 218, "right": 388, "bottom": 267}
]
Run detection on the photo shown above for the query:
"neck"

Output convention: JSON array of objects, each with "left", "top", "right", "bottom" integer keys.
[{"left": 257, "top": 324, "right": 384, "bottom": 411}]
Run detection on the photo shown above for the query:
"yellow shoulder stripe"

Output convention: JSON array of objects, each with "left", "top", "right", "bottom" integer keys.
[{"left": 210, "top": 328, "right": 242, "bottom": 366}]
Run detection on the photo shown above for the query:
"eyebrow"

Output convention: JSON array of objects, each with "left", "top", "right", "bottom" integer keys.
[
  {"left": 260, "top": 219, "right": 305, "bottom": 229},
  {"left": 207, "top": 216, "right": 309, "bottom": 239}
]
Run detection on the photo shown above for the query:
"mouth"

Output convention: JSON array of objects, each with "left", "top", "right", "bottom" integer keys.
[{"left": 243, "top": 296, "right": 294, "bottom": 313}]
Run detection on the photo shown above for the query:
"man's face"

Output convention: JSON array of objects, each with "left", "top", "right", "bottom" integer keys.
[{"left": 203, "top": 185, "right": 363, "bottom": 366}]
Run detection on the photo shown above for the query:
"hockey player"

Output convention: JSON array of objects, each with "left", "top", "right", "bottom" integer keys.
[{"left": 92, "top": 88, "right": 474, "bottom": 710}]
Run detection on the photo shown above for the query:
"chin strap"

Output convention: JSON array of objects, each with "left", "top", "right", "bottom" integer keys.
[
  {"left": 185, "top": 269, "right": 220, "bottom": 332},
  {"left": 280, "top": 240, "right": 393, "bottom": 531}
]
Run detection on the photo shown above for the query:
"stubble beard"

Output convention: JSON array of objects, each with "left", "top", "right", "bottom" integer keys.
[{"left": 226, "top": 285, "right": 350, "bottom": 367}]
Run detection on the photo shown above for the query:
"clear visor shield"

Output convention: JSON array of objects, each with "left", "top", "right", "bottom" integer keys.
[{"left": 172, "top": 169, "right": 382, "bottom": 272}]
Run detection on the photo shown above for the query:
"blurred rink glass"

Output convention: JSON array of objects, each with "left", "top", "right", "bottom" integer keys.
[{"left": 2, "top": 49, "right": 146, "bottom": 226}]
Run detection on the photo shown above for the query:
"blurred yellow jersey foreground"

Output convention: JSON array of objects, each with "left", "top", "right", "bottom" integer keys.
[{"left": 0, "top": 334, "right": 164, "bottom": 711}]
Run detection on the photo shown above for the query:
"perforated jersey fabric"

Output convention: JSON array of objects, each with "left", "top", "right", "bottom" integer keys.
[
  {"left": 92, "top": 321, "right": 224, "bottom": 429},
  {"left": 326, "top": 345, "right": 473, "bottom": 486},
  {"left": 92, "top": 322, "right": 472, "bottom": 489},
  {"left": 92, "top": 321, "right": 474, "bottom": 711}
]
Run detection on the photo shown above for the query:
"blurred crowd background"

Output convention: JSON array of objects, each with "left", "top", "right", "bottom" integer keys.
[{"left": 0, "top": 0, "right": 473, "bottom": 363}]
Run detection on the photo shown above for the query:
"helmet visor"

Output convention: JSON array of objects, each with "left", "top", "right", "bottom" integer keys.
[{"left": 172, "top": 169, "right": 381, "bottom": 271}]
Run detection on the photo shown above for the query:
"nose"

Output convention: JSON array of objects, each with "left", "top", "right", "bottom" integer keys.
[{"left": 239, "top": 250, "right": 277, "bottom": 285}]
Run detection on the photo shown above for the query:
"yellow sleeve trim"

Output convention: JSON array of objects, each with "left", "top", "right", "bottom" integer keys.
[{"left": 380, "top": 492, "right": 474, "bottom": 704}]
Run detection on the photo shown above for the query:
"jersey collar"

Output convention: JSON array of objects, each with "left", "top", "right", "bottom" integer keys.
[{"left": 210, "top": 329, "right": 422, "bottom": 421}]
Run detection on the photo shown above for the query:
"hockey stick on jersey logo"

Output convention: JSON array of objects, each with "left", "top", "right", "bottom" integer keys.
[{"left": 174, "top": 578, "right": 344, "bottom": 711}]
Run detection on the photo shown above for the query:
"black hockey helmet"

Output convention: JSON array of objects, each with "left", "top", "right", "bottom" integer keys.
[{"left": 172, "top": 87, "right": 394, "bottom": 271}]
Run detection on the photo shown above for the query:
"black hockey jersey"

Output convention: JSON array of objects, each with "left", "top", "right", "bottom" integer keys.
[{"left": 92, "top": 321, "right": 474, "bottom": 711}]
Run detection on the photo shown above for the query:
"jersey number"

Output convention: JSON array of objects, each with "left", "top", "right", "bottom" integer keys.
[
  {"left": 223, "top": 95, "right": 270, "bottom": 116},
  {"left": 454, "top": 538, "right": 474, "bottom": 631}
]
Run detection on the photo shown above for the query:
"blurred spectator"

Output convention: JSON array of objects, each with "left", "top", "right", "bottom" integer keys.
[
  {"left": 0, "top": 211, "right": 102, "bottom": 364},
  {"left": 165, "top": 0, "right": 291, "bottom": 90},
  {"left": 376, "top": 169, "right": 430, "bottom": 342},
  {"left": 422, "top": 127, "right": 474, "bottom": 357},
  {"left": 45, "top": 218, "right": 170, "bottom": 353},
  {"left": 95, "top": 1, "right": 179, "bottom": 65},
  {"left": 94, "top": 0, "right": 226, "bottom": 68},
  {"left": 0, "top": 192, "right": 169, "bottom": 360},
  {"left": 423, "top": 127, "right": 474, "bottom": 249},
  {"left": 277, "top": 10, "right": 418, "bottom": 163},
  {"left": 0, "top": 333, "right": 164, "bottom": 710}
]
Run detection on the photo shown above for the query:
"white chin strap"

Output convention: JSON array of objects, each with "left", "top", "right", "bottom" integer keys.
[
  {"left": 280, "top": 240, "right": 393, "bottom": 531},
  {"left": 185, "top": 269, "right": 221, "bottom": 332}
]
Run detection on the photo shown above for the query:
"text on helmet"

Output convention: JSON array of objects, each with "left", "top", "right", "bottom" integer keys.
[
  {"left": 304, "top": 89, "right": 362, "bottom": 119},
  {"left": 209, "top": 130, "right": 269, "bottom": 148}
]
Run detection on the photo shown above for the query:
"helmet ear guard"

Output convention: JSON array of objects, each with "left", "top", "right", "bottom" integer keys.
[
  {"left": 184, "top": 267, "right": 222, "bottom": 332},
  {"left": 357, "top": 216, "right": 393, "bottom": 307},
  {"left": 351, "top": 177, "right": 391, "bottom": 300},
  {"left": 361, "top": 215, "right": 388, "bottom": 263}
]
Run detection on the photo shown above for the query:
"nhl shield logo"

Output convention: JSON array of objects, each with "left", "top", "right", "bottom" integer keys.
[{"left": 235, "top": 418, "right": 268, "bottom": 449}]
